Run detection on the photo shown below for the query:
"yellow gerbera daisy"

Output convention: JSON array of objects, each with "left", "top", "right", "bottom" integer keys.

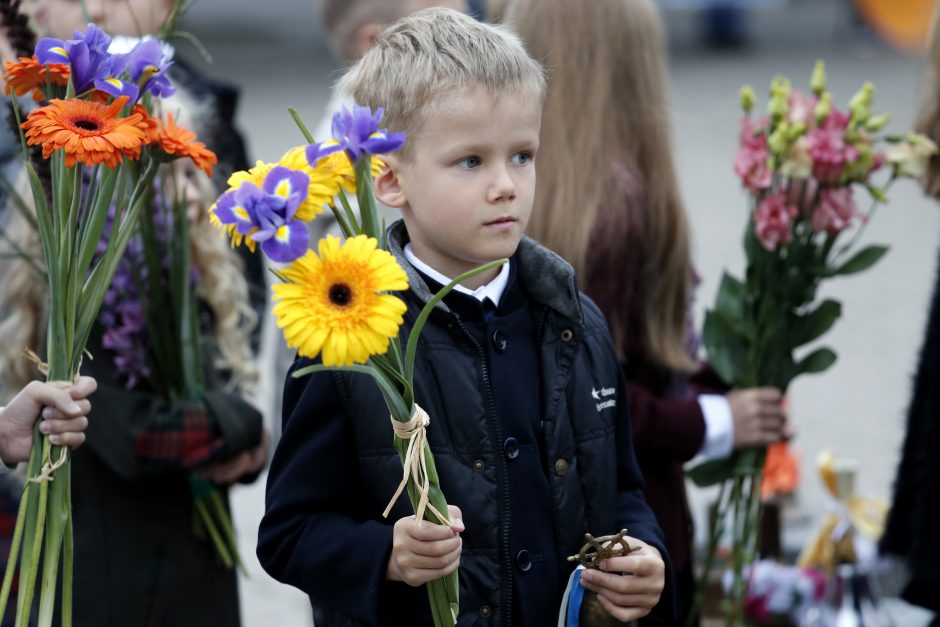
[
  {"left": 272, "top": 234, "right": 409, "bottom": 366},
  {"left": 209, "top": 160, "right": 276, "bottom": 251}
]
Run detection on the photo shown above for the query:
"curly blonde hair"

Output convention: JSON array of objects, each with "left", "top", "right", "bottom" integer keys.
[{"left": 0, "top": 99, "right": 258, "bottom": 395}]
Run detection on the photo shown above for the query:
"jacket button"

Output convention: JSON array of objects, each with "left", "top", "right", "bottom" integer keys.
[
  {"left": 473, "top": 459, "right": 485, "bottom": 471},
  {"left": 503, "top": 437, "right": 519, "bottom": 460},
  {"left": 479, "top": 605, "right": 492, "bottom": 617},
  {"left": 491, "top": 329, "right": 507, "bottom": 352},
  {"left": 560, "top": 329, "right": 574, "bottom": 342},
  {"left": 554, "top": 458, "right": 569, "bottom": 476},
  {"left": 515, "top": 549, "right": 532, "bottom": 573}
]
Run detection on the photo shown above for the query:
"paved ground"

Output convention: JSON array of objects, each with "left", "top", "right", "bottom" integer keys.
[{"left": 179, "top": 0, "right": 938, "bottom": 624}]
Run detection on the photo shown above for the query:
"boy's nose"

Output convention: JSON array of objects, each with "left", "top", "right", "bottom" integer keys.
[{"left": 487, "top": 167, "right": 517, "bottom": 203}]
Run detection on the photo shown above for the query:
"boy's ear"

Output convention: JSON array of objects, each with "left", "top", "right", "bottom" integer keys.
[{"left": 374, "top": 157, "right": 408, "bottom": 209}]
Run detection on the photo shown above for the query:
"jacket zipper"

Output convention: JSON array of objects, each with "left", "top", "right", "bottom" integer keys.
[{"left": 452, "top": 317, "right": 512, "bottom": 626}]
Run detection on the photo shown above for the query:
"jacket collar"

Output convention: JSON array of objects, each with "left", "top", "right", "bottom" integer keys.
[{"left": 387, "top": 220, "right": 583, "bottom": 325}]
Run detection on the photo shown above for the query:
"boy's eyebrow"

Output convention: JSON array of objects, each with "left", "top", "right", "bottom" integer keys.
[{"left": 440, "top": 137, "right": 540, "bottom": 155}]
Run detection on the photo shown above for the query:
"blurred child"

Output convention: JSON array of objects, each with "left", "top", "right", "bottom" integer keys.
[
  {"left": 505, "top": 0, "right": 787, "bottom": 622},
  {"left": 258, "top": 7, "right": 672, "bottom": 625}
]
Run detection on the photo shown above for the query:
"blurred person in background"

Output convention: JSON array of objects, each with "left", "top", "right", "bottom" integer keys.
[
  {"left": 505, "top": 0, "right": 788, "bottom": 622},
  {"left": 880, "top": 6, "right": 940, "bottom": 623}
]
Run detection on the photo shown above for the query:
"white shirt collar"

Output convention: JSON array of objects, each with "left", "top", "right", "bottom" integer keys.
[{"left": 404, "top": 243, "right": 510, "bottom": 306}]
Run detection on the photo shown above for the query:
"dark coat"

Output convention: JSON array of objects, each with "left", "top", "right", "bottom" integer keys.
[
  {"left": 880, "top": 241, "right": 940, "bottom": 612},
  {"left": 70, "top": 330, "right": 263, "bottom": 627},
  {"left": 257, "top": 222, "right": 673, "bottom": 626}
]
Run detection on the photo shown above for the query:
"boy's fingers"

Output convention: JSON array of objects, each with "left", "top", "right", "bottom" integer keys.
[
  {"left": 405, "top": 542, "right": 461, "bottom": 570},
  {"left": 407, "top": 518, "right": 459, "bottom": 542},
  {"left": 595, "top": 593, "right": 647, "bottom": 623},
  {"left": 446, "top": 505, "right": 464, "bottom": 532},
  {"left": 599, "top": 554, "right": 660, "bottom": 577},
  {"left": 24, "top": 381, "right": 81, "bottom": 418},
  {"left": 411, "top": 534, "right": 461, "bottom": 558}
]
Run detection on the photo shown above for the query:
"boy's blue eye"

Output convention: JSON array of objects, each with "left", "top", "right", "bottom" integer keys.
[
  {"left": 511, "top": 152, "right": 532, "bottom": 166},
  {"left": 458, "top": 156, "right": 481, "bottom": 169}
]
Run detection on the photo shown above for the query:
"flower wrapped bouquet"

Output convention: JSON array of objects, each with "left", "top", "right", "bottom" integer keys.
[
  {"left": 0, "top": 24, "right": 220, "bottom": 626},
  {"left": 211, "top": 105, "right": 500, "bottom": 627},
  {"left": 687, "top": 61, "right": 936, "bottom": 624}
]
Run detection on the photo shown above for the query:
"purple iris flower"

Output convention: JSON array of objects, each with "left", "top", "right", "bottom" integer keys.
[
  {"left": 111, "top": 39, "right": 175, "bottom": 99},
  {"left": 213, "top": 166, "right": 311, "bottom": 263},
  {"left": 95, "top": 76, "right": 140, "bottom": 101},
  {"left": 305, "top": 105, "right": 406, "bottom": 166},
  {"left": 35, "top": 24, "right": 114, "bottom": 95}
]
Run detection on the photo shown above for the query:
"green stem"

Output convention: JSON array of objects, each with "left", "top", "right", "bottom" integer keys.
[
  {"left": 194, "top": 499, "right": 233, "bottom": 569},
  {"left": 208, "top": 491, "right": 247, "bottom": 576},
  {"left": 0, "top": 482, "right": 31, "bottom": 620},
  {"left": 16, "top": 439, "right": 51, "bottom": 627},
  {"left": 62, "top": 468, "right": 73, "bottom": 627},
  {"left": 686, "top": 480, "right": 729, "bottom": 627}
]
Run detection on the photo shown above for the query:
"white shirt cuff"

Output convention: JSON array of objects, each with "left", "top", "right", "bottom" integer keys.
[{"left": 697, "top": 394, "right": 734, "bottom": 461}]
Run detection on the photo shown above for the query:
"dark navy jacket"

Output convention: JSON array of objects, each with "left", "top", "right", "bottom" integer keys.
[{"left": 257, "top": 222, "right": 674, "bottom": 626}]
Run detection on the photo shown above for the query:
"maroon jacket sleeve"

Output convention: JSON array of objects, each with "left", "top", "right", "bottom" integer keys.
[{"left": 626, "top": 380, "right": 707, "bottom": 463}]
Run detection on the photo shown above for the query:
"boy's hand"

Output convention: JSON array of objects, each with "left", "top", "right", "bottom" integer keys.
[
  {"left": 0, "top": 377, "right": 97, "bottom": 464},
  {"left": 578, "top": 537, "right": 665, "bottom": 622},
  {"left": 727, "top": 387, "right": 788, "bottom": 449},
  {"left": 387, "top": 504, "right": 464, "bottom": 587}
]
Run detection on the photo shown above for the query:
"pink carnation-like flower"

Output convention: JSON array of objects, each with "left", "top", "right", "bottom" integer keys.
[
  {"left": 812, "top": 187, "right": 864, "bottom": 235},
  {"left": 788, "top": 90, "right": 817, "bottom": 128},
  {"left": 735, "top": 118, "right": 773, "bottom": 191},
  {"left": 754, "top": 191, "right": 798, "bottom": 250},
  {"left": 807, "top": 128, "right": 859, "bottom": 183}
]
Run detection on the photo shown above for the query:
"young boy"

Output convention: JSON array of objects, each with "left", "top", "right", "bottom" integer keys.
[{"left": 258, "top": 8, "right": 672, "bottom": 626}]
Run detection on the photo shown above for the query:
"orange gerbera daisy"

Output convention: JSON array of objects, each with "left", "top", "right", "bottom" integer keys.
[
  {"left": 133, "top": 103, "right": 160, "bottom": 144},
  {"left": 3, "top": 56, "right": 69, "bottom": 102},
  {"left": 155, "top": 113, "right": 217, "bottom": 177},
  {"left": 22, "top": 96, "right": 147, "bottom": 168}
]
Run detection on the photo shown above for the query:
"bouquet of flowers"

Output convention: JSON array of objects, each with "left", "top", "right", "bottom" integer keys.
[
  {"left": 0, "top": 23, "right": 218, "bottom": 627},
  {"left": 210, "top": 106, "right": 498, "bottom": 626},
  {"left": 687, "top": 61, "right": 936, "bottom": 624}
]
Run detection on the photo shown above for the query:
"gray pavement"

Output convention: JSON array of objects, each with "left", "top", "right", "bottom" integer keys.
[{"left": 178, "top": 1, "right": 939, "bottom": 624}]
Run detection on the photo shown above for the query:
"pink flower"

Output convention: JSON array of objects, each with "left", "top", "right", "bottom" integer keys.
[
  {"left": 754, "top": 191, "right": 798, "bottom": 250},
  {"left": 811, "top": 187, "right": 864, "bottom": 234},
  {"left": 735, "top": 118, "right": 773, "bottom": 191},
  {"left": 807, "top": 128, "right": 859, "bottom": 182},
  {"left": 734, "top": 146, "right": 772, "bottom": 191},
  {"left": 788, "top": 90, "right": 817, "bottom": 128},
  {"left": 821, "top": 107, "right": 851, "bottom": 131}
]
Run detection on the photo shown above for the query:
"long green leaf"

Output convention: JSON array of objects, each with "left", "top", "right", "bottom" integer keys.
[
  {"left": 292, "top": 363, "right": 410, "bottom": 420},
  {"left": 403, "top": 259, "right": 508, "bottom": 387},
  {"left": 830, "top": 244, "right": 889, "bottom": 276},
  {"left": 789, "top": 299, "right": 841, "bottom": 349},
  {"left": 795, "top": 346, "right": 837, "bottom": 375}
]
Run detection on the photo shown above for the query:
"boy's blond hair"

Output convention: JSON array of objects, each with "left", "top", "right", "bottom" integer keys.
[{"left": 338, "top": 7, "right": 545, "bottom": 156}]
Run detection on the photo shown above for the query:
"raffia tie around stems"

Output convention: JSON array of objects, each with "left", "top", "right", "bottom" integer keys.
[
  {"left": 383, "top": 404, "right": 449, "bottom": 526},
  {"left": 22, "top": 348, "right": 77, "bottom": 484}
]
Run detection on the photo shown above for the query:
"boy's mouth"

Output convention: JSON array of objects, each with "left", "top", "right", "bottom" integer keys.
[{"left": 484, "top": 216, "right": 516, "bottom": 226}]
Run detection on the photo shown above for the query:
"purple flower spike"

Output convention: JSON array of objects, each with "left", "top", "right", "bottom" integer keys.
[{"left": 314, "top": 104, "right": 406, "bottom": 163}]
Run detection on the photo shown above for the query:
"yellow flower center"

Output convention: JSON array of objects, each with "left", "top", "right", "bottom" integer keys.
[{"left": 328, "top": 283, "right": 353, "bottom": 307}]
